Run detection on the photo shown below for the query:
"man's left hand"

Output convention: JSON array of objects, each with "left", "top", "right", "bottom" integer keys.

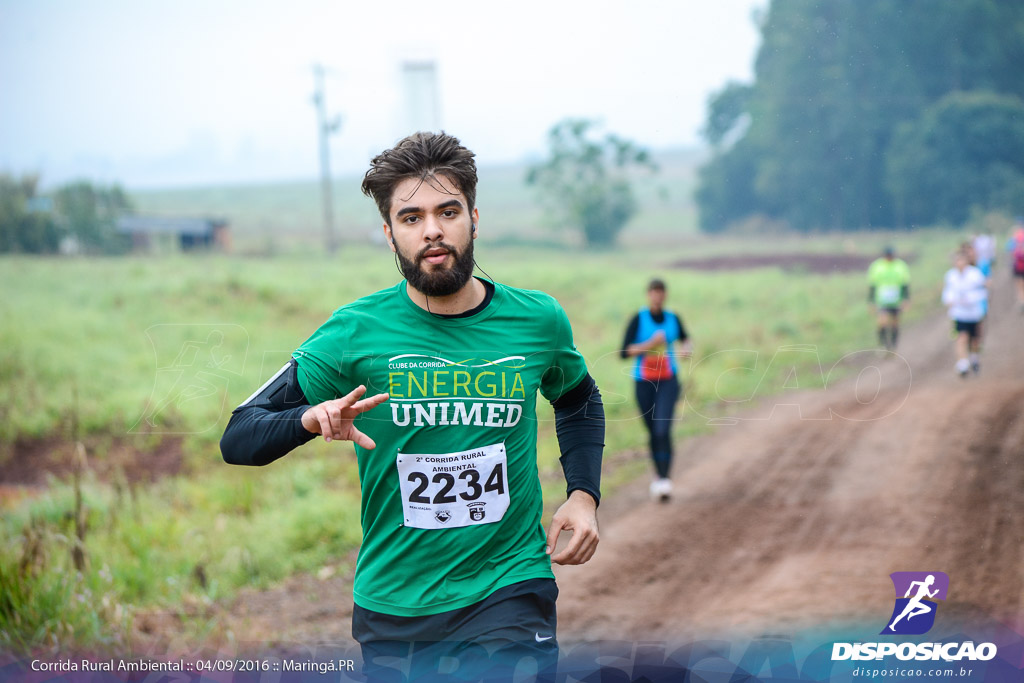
[{"left": 546, "top": 490, "right": 599, "bottom": 565}]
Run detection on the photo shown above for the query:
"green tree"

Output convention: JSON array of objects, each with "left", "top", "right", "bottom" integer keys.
[
  {"left": 526, "top": 119, "right": 657, "bottom": 246},
  {"left": 886, "top": 91, "right": 1024, "bottom": 226},
  {"left": 0, "top": 175, "right": 62, "bottom": 254},
  {"left": 53, "top": 181, "right": 133, "bottom": 253},
  {"left": 695, "top": 138, "right": 759, "bottom": 233},
  {"left": 696, "top": 0, "right": 1024, "bottom": 232},
  {"left": 702, "top": 82, "right": 752, "bottom": 148}
]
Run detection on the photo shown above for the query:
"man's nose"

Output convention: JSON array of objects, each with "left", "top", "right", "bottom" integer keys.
[{"left": 422, "top": 215, "right": 444, "bottom": 241}]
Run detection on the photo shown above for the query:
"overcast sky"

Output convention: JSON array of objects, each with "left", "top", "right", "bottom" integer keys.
[{"left": 0, "top": 0, "right": 765, "bottom": 189}]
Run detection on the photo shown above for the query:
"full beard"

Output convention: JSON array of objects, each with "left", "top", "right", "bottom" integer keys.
[{"left": 397, "top": 238, "right": 476, "bottom": 298}]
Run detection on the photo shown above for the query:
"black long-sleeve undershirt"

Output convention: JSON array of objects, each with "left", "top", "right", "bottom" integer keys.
[
  {"left": 220, "top": 359, "right": 315, "bottom": 466},
  {"left": 551, "top": 373, "right": 604, "bottom": 506}
]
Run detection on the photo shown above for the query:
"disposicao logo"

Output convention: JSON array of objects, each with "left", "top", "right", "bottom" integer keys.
[
  {"left": 831, "top": 572, "right": 998, "bottom": 662},
  {"left": 881, "top": 571, "right": 948, "bottom": 635}
]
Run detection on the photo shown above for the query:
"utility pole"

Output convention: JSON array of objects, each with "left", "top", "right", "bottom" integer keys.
[{"left": 312, "top": 64, "right": 341, "bottom": 254}]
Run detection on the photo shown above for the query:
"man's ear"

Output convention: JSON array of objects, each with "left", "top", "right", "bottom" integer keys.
[
  {"left": 383, "top": 223, "right": 396, "bottom": 252},
  {"left": 471, "top": 207, "right": 480, "bottom": 239}
]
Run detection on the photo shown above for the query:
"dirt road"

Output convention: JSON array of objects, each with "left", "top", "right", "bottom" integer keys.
[{"left": 555, "top": 275, "right": 1024, "bottom": 642}]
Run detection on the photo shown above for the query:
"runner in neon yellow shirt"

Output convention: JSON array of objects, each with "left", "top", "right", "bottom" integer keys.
[{"left": 867, "top": 246, "right": 911, "bottom": 350}]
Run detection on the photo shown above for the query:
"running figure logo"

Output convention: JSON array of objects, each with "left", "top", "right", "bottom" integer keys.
[
  {"left": 132, "top": 324, "right": 248, "bottom": 434},
  {"left": 881, "top": 572, "right": 949, "bottom": 635}
]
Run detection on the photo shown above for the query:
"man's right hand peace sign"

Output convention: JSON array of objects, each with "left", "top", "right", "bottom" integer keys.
[{"left": 301, "top": 385, "right": 389, "bottom": 449}]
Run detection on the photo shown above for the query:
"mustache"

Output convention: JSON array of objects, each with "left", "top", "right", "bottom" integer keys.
[{"left": 416, "top": 241, "right": 459, "bottom": 261}]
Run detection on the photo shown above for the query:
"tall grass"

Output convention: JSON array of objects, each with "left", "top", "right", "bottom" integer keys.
[{"left": 0, "top": 442, "right": 363, "bottom": 653}]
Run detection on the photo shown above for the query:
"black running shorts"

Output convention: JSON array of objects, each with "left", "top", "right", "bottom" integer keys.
[
  {"left": 954, "top": 320, "right": 980, "bottom": 339},
  {"left": 352, "top": 578, "right": 559, "bottom": 681}
]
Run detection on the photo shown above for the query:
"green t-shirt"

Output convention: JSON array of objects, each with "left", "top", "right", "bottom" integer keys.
[
  {"left": 867, "top": 257, "right": 910, "bottom": 306},
  {"left": 292, "top": 280, "right": 589, "bottom": 616}
]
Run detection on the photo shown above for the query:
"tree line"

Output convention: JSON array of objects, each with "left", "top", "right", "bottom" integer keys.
[
  {"left": 697, "top": 0, "right": 1024, "bottom": 232},
  {"left": 0, "top": 175, "right": 132, "bottom": 254}
]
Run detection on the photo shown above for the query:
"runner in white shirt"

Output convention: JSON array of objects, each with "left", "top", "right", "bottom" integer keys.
[{"left": 941, "top": 249, "right": 989, "bottom": 378}]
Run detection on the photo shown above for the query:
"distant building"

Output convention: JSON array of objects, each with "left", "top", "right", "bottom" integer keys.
[{"left": 116, "top": 216, "right": 230, "bottom": 252}]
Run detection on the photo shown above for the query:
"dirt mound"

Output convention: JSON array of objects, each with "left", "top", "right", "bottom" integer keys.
[
  {"left": 672, "top": 252, "right": 914, "bottom": 274},
  {"left": 0, "top": 437, "right": 183, "bottom": 502}
]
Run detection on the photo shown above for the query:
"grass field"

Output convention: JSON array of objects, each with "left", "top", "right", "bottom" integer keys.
[{"left": 0, "top": 228, "right": 964, "bottom": 654}]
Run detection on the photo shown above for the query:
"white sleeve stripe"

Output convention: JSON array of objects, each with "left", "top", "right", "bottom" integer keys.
[{"left": 238, "top": 362, "right": 293, "bottom": 408}]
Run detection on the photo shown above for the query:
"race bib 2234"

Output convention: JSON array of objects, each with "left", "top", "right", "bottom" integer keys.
[{"left": 396, "top": 442, "right": 510, "bottom": 530}]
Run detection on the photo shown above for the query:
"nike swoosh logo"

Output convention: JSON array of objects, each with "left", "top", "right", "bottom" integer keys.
[{"left": 535, "top": 633, "right": 553, "bottom": 642}]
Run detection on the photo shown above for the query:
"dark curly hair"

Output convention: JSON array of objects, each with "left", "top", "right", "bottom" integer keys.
[{"left": 361, "top": 131, "right": 477, "bottom": 226}]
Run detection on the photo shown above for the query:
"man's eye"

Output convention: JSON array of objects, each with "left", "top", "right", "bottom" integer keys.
[
  {"left": 404, "top": 215, "right": 420, "bottom": 224},
  {"left": 442, "top": 210, "right": 456, "bottom": 218}
]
